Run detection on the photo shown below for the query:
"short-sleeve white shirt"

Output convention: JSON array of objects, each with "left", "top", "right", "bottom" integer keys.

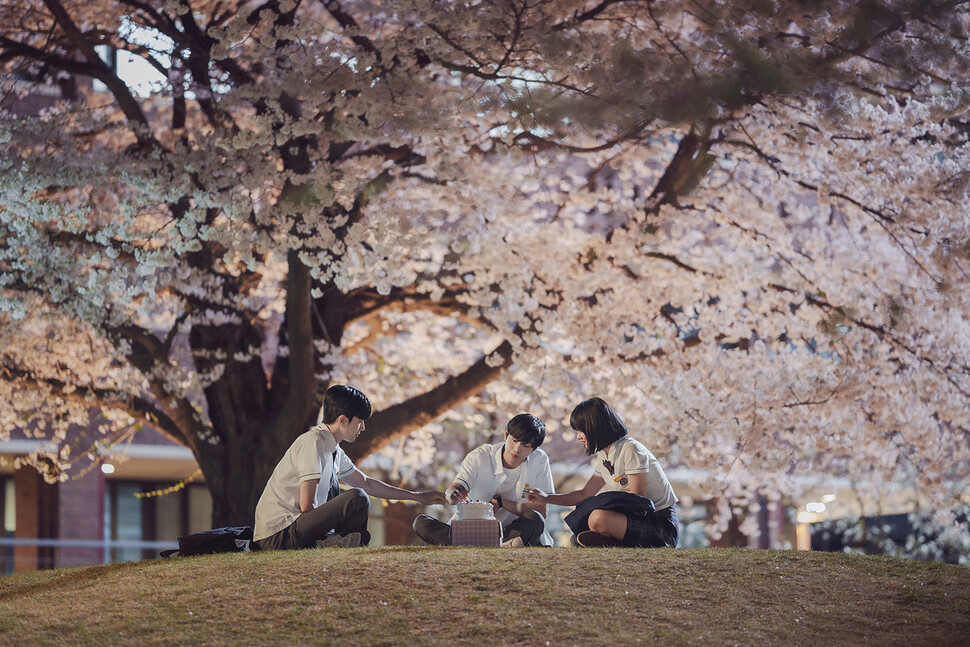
[
  {"left": 253, "top": 426, "right": 357, "bottom": 541},
  {"left": 592, "top": 436, "right": 678, "bottom": 511},
  {"left": 451, "top": 442, "right": 555, "bottom": 544}
]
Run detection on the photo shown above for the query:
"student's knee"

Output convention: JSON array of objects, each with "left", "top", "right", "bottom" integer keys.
[
  {"left": 413, "top": 514, "right": 444, "bottom": 537},
  {"left": 347, "top": 487, "right": 369, "bottom": 512},
  {"left": 520, "top": 510, "right": 545, "bottom": 529},
  {"left": 412, "top": 514, "right": 442, "bottom": 545},
  {"left": 412, "top": 514, "right": 433, "bottom": 534},
  {"left": 587, "top": 509, "right": 608, "bottom": 533}
]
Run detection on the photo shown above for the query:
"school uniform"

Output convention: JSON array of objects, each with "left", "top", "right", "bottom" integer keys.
[
  {"left": 568, "top": 436, "right": 679, "bottom": 547},
  {"left": 254, "top": 426, "right": 368, "bottom": 549},
  {"left": 413, "top": 442, "right": 556, "bottom": 546}
]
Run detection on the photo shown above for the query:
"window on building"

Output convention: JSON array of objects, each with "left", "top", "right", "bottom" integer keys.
[{"left": 104, "top": 480, "right": 212, "bottom": 563}]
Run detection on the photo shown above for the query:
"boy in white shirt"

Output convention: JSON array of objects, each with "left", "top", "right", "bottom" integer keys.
[
  {"left": 412, "top": 413, "right": 555, "bottom": 547},
  {"left": 254, "top": 385, "right": 447, "bottom": 550}
]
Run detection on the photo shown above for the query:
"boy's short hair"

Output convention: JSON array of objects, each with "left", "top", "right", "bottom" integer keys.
[
  {"left": 569, "top": 397, "right": 627, "bottom": 456},
  {"left": 505, "top": 413, "right": 546, "bottom": 449},
  {"left": 318, "top": 385, "right": 372, "bottom": 425}
]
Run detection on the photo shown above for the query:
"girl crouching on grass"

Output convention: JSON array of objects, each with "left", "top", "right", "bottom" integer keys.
[{"left": 526, "top": 397, "right": 679, "bottom": 548}]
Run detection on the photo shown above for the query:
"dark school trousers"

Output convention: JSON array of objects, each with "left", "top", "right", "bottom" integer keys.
[{"left": 255, "top": 488, "right": 369, "bottom": 550}]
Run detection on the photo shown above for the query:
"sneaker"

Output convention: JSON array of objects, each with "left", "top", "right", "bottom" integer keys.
[
  {"left": 315, "top": 532, "right": 362, "bottom": 548},
  {"left": 576, "top": 531, "right": 624, "bottom": 548},
  {"left": 501, "top": 536, "right": 525, "bottom": 548}
]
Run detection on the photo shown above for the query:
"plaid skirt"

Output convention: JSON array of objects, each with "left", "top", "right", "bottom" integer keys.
[
  {"left": 565, "top": 491, "right": 679, "bottom": 548},
  {"left": 623, "top": 504, "right": 678, "bottom": 548}
]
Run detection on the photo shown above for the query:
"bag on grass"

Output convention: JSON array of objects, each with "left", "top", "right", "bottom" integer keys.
[{"left": 160, "top": 526, "right": 255, "bottom": 558}]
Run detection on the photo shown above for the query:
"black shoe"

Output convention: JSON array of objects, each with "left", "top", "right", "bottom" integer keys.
[
  {"left": 576, "top": 531, "right": 624, "bottom": 547},
  {"left": 316, "top": 532, "right": 361, "bottom": 548}
]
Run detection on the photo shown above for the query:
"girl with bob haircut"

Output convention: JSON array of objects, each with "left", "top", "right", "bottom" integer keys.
[{"left": 526, "top": 397, "right": 679, "bottom": 548}]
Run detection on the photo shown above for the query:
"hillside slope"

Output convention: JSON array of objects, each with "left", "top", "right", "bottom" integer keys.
[{"left": 0, "top": 547, "right": 967, "bottom": 646}]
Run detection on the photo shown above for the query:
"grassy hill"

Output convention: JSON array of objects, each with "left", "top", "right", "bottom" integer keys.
[{"left": 0, "top": 547, "right": 967, "bottom": 646}]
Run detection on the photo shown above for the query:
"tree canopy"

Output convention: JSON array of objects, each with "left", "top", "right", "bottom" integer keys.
[{"left": 1, "top": 0, "right": 968, "bottom": 534}]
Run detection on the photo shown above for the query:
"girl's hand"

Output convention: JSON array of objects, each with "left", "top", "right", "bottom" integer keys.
[{"left": 523, "top": 487, "right": 547, "bottom": 503}]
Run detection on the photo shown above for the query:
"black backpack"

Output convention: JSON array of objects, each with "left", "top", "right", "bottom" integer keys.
[{"left": 160, "top": 526, "right": 255, "bottom": 557}]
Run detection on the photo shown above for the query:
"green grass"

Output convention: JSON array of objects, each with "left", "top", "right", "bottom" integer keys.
[{"left": 0, "top": 547, "right": 967, "bottom": 646}]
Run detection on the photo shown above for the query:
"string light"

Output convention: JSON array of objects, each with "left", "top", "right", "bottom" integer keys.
[{"left": 133, "top": 468, "right": 203, "bottom": 499}]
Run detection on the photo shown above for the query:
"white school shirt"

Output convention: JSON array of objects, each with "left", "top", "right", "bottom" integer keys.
[
  {"left": 591, "top": 436, "right": 678, "bottom": 511},
  {"left": 253, "top": 425, "right": 357, "bottom": 541},
  {"left": 450, "top": 442, "right": 555, "bottom": 545}
]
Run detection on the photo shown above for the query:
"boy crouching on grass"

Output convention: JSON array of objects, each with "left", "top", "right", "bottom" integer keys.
[
  {"left": 412, "top": 413, "right": 555, "bottom": 547},
  {"left": 254, "top": 385, "right": 447, "bottom": 550}
]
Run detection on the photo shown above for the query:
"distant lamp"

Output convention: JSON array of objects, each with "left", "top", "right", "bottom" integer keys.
[
  {"left": 101, "top": 463, "right": 116, "bottom": 475},
  {"left": 821, "top": 494, "right": 837, "bottom": 503},
  {"left": 796, "top": 511, "right": 817, "bottom": 524},
  {"left": 805, "top": 501, "right": 826, "bottom": 514}
]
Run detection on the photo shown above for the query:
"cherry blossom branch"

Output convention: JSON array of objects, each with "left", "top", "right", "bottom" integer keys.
[
  {"left": 768, "top": 283, "right": 970, "bottom": 400},
  {"left": 645, "top": 0, "right": 695, "bottom": 73},
  {"left": 0, "top": 361, "right": 185, "bottom": 445},
  {"left": 722, "top": 131, "right": 941, "bottom": 283},
  {"left": 342, "top": 284, "right": 479, "bottom": 325},
  {"left": 552, "top": 0, "right": 641, "bottom": 31},
  {"left": 38, "top": 0, "right": 156, "bottom": 149},
  {"left": 319, "top": 0, "right": 381, "bottom": 59}
]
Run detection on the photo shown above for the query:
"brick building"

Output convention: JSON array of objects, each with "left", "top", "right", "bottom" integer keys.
[
  {"left": 0, "top": 424, "right": 206, "bottom": 573},
  {"left": 0, "top": 421, "right": 456, "bottom": 573}
]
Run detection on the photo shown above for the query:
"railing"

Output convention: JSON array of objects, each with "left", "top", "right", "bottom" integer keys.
[{"left": 0, "top": 537, "right": 179, "bottom": 573}]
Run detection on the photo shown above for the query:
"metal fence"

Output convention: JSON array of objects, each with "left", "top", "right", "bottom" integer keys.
[{"left": 0, "top": 537, "right": 179, "bottom": 573}]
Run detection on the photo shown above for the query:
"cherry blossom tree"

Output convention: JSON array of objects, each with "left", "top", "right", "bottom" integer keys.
[{"left": 1, "top": 0, "right": 968, "bottom": 541}]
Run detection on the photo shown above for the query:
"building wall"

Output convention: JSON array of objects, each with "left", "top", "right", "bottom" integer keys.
[
  {"left": 1, "top": 420, "right": 207, "bottom": 572},
  {"left": 13, "top": 468, "right": 57, "bottom": 573},
  {"left": 56, "top": 466, "right": 104, "bottom": 568}
]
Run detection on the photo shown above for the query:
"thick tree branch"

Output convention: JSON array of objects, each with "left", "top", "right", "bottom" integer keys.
[
  {"left": 345, "top": 340, "right": 513, "bottom": 461},
  {"left": 342, "top": 284, "right": 477, "bottom": 325}
]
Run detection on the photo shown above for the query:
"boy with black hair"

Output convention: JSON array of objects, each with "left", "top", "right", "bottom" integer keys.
[
  {"left": 254, "top": 385, "right": 447, "bottom": 550},
  {"left": 412, "top": 413, "right": 555, "bottom": 547},
  {"left": 525, "top": 397, "right": 678, "bottom": 548}
]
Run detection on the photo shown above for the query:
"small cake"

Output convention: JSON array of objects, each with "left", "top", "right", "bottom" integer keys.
[{"left": 455, "top": 499, "right": 494, "bottom": 520}]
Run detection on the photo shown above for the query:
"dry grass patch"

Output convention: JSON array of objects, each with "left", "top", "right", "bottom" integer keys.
[{"left": 0, "top": 547, "right": 967, "bottom": 646}]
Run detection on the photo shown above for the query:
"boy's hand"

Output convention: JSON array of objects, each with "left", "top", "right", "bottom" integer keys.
[
  {"left": 416, "top": 490, "right": 448, "bottom": 506},
  {"left": 448, "top": 483, "right": 469, "bottom": 503}
]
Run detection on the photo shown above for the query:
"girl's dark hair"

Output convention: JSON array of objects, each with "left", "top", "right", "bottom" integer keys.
[
  {"left": 319, "top": 385, "right": 372, "bottom": 424},
  {"left": 569, "top": 397, "right": 627, "bottom": 456},
  {"left": 505, "top": 413, "right": 546, "bottom": 449}
]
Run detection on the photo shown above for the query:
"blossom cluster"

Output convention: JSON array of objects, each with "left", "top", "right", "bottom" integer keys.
[{"left": 1, "top": 0, "right": 967, "bottom": 546}]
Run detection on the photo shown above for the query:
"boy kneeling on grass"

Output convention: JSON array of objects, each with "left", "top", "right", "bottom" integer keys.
[
  {"left": 254, "top": 385, "right": 448, "bottom": 550},
  {"left": 412, "top": 413, "right": 556, "bottom": 547}
]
